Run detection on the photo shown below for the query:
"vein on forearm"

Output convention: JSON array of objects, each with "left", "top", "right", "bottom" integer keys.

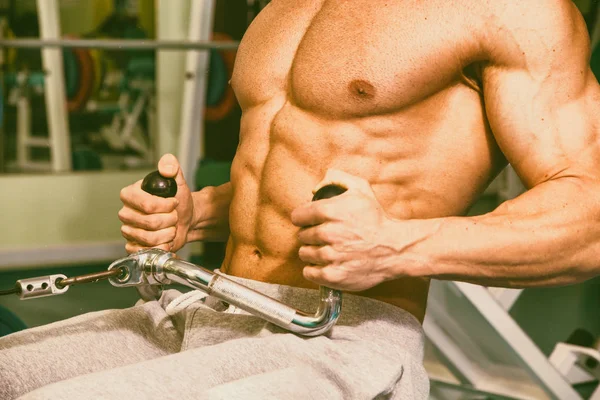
[{"left": 411, "top": 176, "right": 600, "bottom": 287}]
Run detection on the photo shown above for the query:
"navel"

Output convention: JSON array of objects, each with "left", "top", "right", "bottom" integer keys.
[
  {"left": 252, "top": 248, "right": 263, "bottom": 259},
  {"left": 349, "top": 79, "right": 376, "bottom": 100}
]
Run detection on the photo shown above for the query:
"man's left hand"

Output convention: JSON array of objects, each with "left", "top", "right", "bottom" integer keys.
[{"left": 291, "top": 169, "right": 399, "bottom": 291}]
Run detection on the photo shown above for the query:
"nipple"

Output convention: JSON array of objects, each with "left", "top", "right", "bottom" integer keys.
[{"left": 349, "top": 79, "right": 376, "bottom": 100}]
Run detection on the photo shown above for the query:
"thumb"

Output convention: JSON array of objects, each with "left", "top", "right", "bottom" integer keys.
[{"left": 158, "top": 153, "right": 187, "bottom": 188}]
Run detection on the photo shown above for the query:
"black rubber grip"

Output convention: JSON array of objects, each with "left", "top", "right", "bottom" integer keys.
[
  {"left": 141, "top": 171, "right": 177, "bottom": 198},
  {"left": 311, "top": 184, "right": 347, "bottom": 201}
]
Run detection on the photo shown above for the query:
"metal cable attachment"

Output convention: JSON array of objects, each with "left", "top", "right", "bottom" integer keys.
[
  {"left": 16, "top": 274, "right": 69, "bottom": 300},
  {"left": 108, "top": 249, "right": 343, "bottom": 336}
]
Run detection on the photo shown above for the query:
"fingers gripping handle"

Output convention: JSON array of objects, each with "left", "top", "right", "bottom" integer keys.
[
  {"left": 135, "top": 170, "right": 177, "bottom": 301},
  {"left": 312, "top": 184, "right": 347, "bottom": 201},
  {"left": 141, "top": 170, "right": 177, "bottom": 198},
  {"left": 143, "top": 173, "right": 345, "bottom": 200},
  {"left": 208, "top": 184, "right": 347, "bottom": 332},
  {"left": 110, "top": 183, "right": 347, "bottom": 335},
  {"left": 210, "top": 184, "right": 347, "bottom": 334}
]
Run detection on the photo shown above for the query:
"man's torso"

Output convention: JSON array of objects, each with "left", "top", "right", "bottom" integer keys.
[{"left": 221, "top": 0, "right": 507, "bottom": 322}]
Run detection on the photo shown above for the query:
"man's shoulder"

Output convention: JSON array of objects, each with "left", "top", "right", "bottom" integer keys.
[
  {"left": 482, "top": 0, "right": 577, "bottom": 27},
  {"left": 477, "top": 0, "right": 588, "bottom": 68}
]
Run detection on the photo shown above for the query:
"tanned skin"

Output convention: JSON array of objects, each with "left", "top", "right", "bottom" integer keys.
[{"left": 119, "top": 0, "right": 600, "bottom": 323}]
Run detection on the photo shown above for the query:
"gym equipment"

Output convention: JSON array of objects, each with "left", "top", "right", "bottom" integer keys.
[
  {"left": 36, "top": 0, "right": 72, "bottom": 172},
  {"left": 141, "top": 170, "right": 177, "bottom": 198},
  {"left": 3, "top": 25, "right": 16, "bottom": 67},
  {"left": 66, "top": 39, "right": 95, "bottom": 113},
  {"left": 5, "top": 43, "right": 95, "bottom": 106},
  {"left": 177, "top": 0, "right": 218, "bottom": 190},
  {"left": 206, "top": 49, "right": 228, "bottom": 107},
  {"left": 62, "top": 48, "right": 79, "bottom": 98},
  {"left": 108, "top": 247, "right": 342, "bottom": 336},
  {"left": 0, "top": 269, "right": 123, "bottom": 300},
  {"left": 5, "top": 50, "right": 83, "bottom": 104},
  {"left": 0, "top": 38, "right": 239, "bottom": 51},
  {"left": 425, "top": 280, "right": 584, "bottom": 399},
  {"left": 10, "top": 12, "right": 42, "bottom": 71},
  {"left": 99, "top": 58, "right": 155, "bottom": 164},
  {"left": 88, "top": 49, "right": 106, "bottom": 97},
  {"left": 205, "top": 33, "right": 237, "bottom": 122},
  {"left": 0, "top": 171, "right": 346, "bottom": 337},
  {"left": 6, "top": 56, "right": 97, "bottom": 172},
  {"left": 549, "top": 334, "right": 600, "bottom": 399}
]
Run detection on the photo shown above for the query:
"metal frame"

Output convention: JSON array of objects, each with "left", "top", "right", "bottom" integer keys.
[
  {"left": 177, "top": 0, "right": 216, "bottom": 190},
  {"left": 457, "top": 282, "right": 579, "bottom": 399},
  {"left": 0, "top": 16, "right": 5, "bottom": 173},
  {"left": 155, "top": 0, "right": 191, "bottom": 161},
  {"left": 107, "top": 248, "right": 342, "bottom": 337},
  {"left": 36, "top": 0, "right": 71, "bottom": 172},
  {"left": 549, "top": 342, "right": 600, "bottom": 400},
  {"left": 15, "top": 79, "right": 32, "bottom": 169},
  {"left": 0, "top": 38, "right": 239, "bottom": 50},
  {"left": 429, "top": 379, "right": 524, "bottom": 400},
  {"left": 424, "top": 280, "right": 582, "bottom": 399},
  {"left": 488, "top": 287, "right": 524, "bottom": 311},
  {"left": 101, "top": 82, "right": 154, "bottom": 163},
  {"left": 175, "top": 0, "right": 216, "bottom": 261}
]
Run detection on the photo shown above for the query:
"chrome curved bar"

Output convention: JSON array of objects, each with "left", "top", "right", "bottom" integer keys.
[{"left": 108, "top": 249, "right": 342, "bottom": 336}]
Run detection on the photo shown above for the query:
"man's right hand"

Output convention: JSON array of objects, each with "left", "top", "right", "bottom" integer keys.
[{"left": 118, "top": 154, "right": 195, "bottom": 254}]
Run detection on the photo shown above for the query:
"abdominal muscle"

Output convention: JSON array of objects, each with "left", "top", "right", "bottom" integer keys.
[{"left": 219, "top": 84, "right": 503, "bottom": 323}]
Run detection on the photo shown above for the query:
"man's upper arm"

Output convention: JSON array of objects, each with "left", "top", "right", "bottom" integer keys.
[{"left": 482, "top": 0, "right": 600, "bottom": 188}]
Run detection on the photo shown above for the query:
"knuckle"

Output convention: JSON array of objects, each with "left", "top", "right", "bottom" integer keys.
[
  {"left": 117, "top": 208, "right": 129, "bottom": 222},
  {"left": 317, "top": 225, "right": 333, "bottom": 242},
  {"left": 303, "top": 267, "right": 316, "bottom": 280},
  {"left": 138, "top": 230, "right": 154, "bottom": 246},
  {"left": 318, "top": 246, "right": 336, "bottom": 262},
  {"left": 146, "top": 214, "right": 176, "bottom": 231},
  {"left": 120, "top": 225, "right": 130, "bottom": 238},
  {"left": 146, "top": 215, "right": 162, "bottom": 230},
  {"left": 298, "top": 246, "right": 309, "bottom": 261},
  {"left": 119, "top": 187, "right": 128, "bottom": 202},
  {"left": 126, "top": 242, "right": 145, "bottom": 254},
  {"left": 320, "top": 203, "right": 337, "bottom": 219},
  {"left": 139, "top": 200, "right": 154, "bottom": 214},
  {"left": 323, "top": 269, "right": 343, "bottom": 284}
]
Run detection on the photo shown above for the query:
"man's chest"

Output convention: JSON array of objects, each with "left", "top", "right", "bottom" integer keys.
[{"left": 231, "top": 0, "right": 485, "bottom": 118}]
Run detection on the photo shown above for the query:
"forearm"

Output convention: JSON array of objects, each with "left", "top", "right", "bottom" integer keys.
[
  {"left": 399, "top": 177, "right": 600, "bottom": 287},
  {"left": 187, "top": 182, "right": 232, "bottom": 242}
]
